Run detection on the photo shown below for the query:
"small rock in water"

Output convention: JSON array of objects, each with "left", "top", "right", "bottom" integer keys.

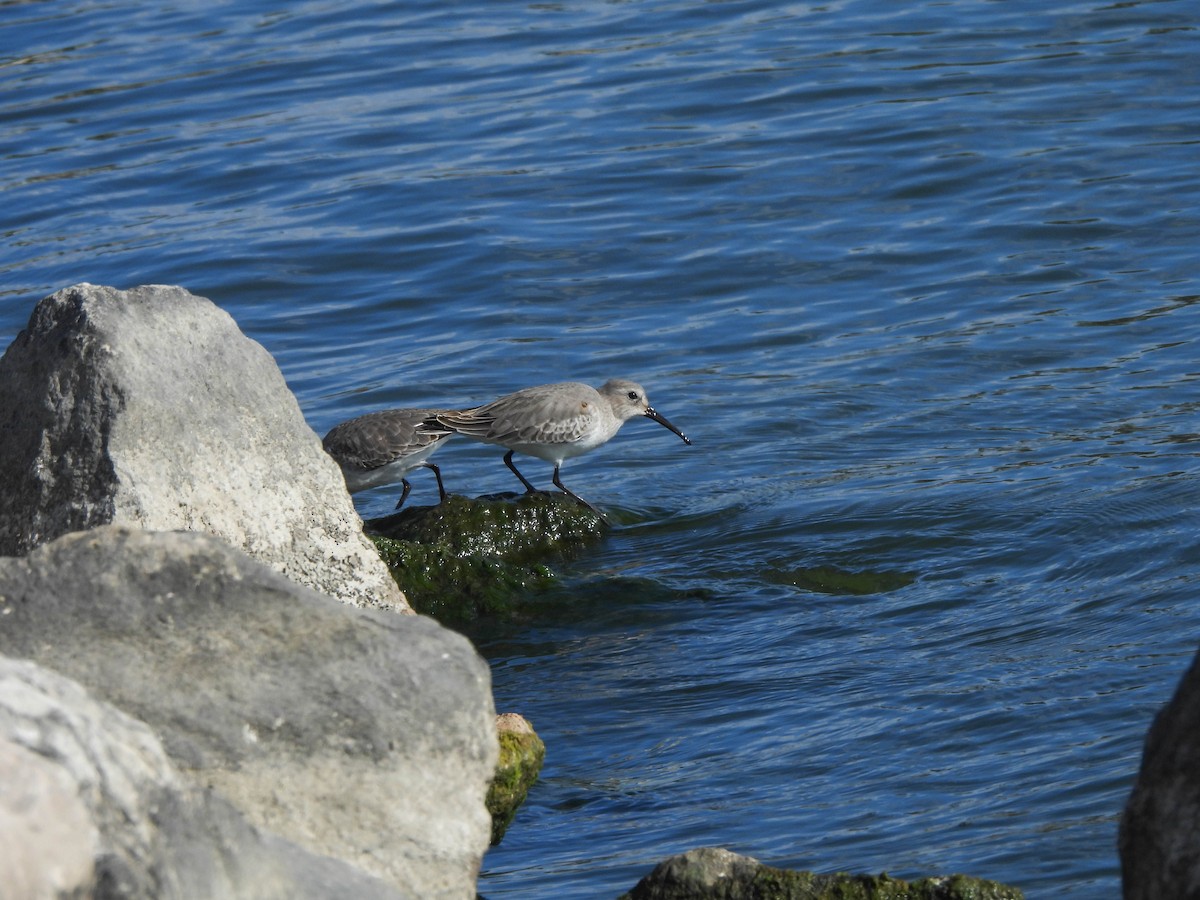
[
  {"left": 617, "top": 847, "right": 1025, "bottom": 900},
  {"left": 487, "top": 713, "right": 546, "bottom": 846}
]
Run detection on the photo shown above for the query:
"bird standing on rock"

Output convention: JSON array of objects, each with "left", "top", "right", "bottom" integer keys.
[
  {"left": 323, "top": 408, "right": 454, "bottom": 509},
  {"left": 426, "top": 379, "right": 692, "bottom": 509}
]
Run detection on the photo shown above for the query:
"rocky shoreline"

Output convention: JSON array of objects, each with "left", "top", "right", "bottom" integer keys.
[
  {"left": 0, "top": 284, "right": 495, "bottom": 898},
  {"left": 0, "top": 283, "right": 1185, "bottom": 897}
]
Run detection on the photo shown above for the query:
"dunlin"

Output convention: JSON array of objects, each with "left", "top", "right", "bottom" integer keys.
[
  {"left": 323, "top": 408, "right": 454, "bottom": 509},
  {"left": 429, "top": 379, "right": 691, "bottom": 508}
]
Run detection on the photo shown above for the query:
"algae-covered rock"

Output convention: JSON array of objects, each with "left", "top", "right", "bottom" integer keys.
[
  {"left": 368, "top": 493, "right": 606, "bottom": 623},
  {"left": 487, "top": 713, "right": 546, "bottom": 846},
  {"left": 369, "top": 534, "right": 555, "bottom": 623},
  {"left": 765, "top": 564, "right": 916, "bottom": 596},
  {"left": 372, "top": 493, "right": 605, "bottom": 560},
  {"left": 618, "top": 847, "right": 1024, "bottom": 900}
]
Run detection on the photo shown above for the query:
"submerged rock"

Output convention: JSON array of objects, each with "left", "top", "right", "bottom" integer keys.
[
  {"left": 0, "top": 526, "right": 496, "bottom": 899},
  {"left": 618, "top": 847, "right": 1024, "bottom": 900},
  {"left": 1120, "top": 644, "right": 1200, "bottom": 899},
  {"left": 765, "top": 563, "right": 917, "bottom": 596},
  {"left": 487, "top": 713, "right": 547, "bottom": 846},
  {"left": 0, "top": 282, "right": 405, "bottom": 612},
  {"left": 369, "top": 492, "right": 606, "bottom": 623}
]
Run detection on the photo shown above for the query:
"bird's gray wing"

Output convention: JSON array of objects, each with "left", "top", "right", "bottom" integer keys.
[
  {"left": 325, "top": 408, "right": 450, "bottom": 470},
  {"left": 437, "top": 385, "right": 595, "bottom": 447}
]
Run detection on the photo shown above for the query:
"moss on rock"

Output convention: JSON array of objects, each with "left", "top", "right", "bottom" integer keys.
[
  {"left": 618, "top": 848, "right": 1024, "bottom": 900},
  {"left": 366, "top": 493, "right": 606, "bottom": 625},
  {"left": 371, "top": 493, "right": 605, "bottom": 560},
  {"left": 487, "top": 713, "right": 546, "bottom": 845}
]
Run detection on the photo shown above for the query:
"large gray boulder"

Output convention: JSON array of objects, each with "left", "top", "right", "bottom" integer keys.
[
  {"left": 0, "top": 526, "right": 498, "bottom": 899},
  {"left": 1121, "top": 648, "right": 1200, "bottom": 899},
  {"left": 0, "top": 654, "right": 406, "bottom": 900},
  {"left": 0, "top": 283, "right": 406, "bottom": 612}
]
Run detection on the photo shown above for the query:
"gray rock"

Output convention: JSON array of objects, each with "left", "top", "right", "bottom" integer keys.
[
  {"left": 0, "top": 733, "right": 98, "bottom": 900},
  {"left": 0, "top": 654, "right": 407, "bottom": 900},
  {"left": 0, "top": 282, "right": 406, "bottom": 612},
  {"left": 0, "top": 526, "right": 498, "bottom": 899},
  {"left": 1121, "top": 648, "right": 1200, "bottom": 899},
  {"left": 619, "top": 848, "right": 764, "bottom": 900}
]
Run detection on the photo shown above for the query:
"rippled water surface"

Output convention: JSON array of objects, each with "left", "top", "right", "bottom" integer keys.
[{"left": 3, "top": 1, "right": 1199, "bottom": 897}]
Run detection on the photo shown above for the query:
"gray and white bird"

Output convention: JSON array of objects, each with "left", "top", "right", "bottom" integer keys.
[
  {"left": 428, "top": 379, "right": 691, "bottom": 508},
  {"left": 323, "top": 408, "right": 454, "bottom": 509}
]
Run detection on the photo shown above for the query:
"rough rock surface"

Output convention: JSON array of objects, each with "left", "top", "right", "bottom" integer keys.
[
  {"left": 1120, "top": 647, "right": 1200, "bottom": 899},
  {"left": 0, "top": 654, "right": 406, "bottom": 900},
  {"left": 617, "top": 847, "right": 1025, "bottom": 900},
  {"left": 0, "top": 726, "right": 97, "bottom": 899},
  {"left": 0, "top": 526, "right": 497, "bottom": 899},
  {"left": 0, "top": 282, "right": 406, "bottom": 612}
]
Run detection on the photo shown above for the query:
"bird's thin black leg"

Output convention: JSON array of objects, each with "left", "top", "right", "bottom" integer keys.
[
  {"left": 552, "top": 464, "right": 605, "bottom": 518},
  {"left": 424, "top": 462, "right": 448, "bottom": 503},
  {"left": 393, "top": 478, "right": 413, "bottom": 510},
  {"left": 504, "top": 450, "right": 540, "bottom": 494}
]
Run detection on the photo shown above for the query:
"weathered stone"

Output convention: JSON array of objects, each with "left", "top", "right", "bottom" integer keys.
[
  {"left": 0, "top": 654, "right": 407, "bottom": 900},
  {"left": 487, "top": 712, "right": 546, "bottom": 845},
  {"left": 1120, "top": 646, "right": 1200, "bottom": 899},
  {"left": 617, "top": 847, "right": 1024, "bottom": 900},
  {"left": 0, "top": 282, "right": 406, "bottom": 612},
  {"left": 0, "top": 526, "right": 497, "bottom": 899},
  {"left": 0, "top": 736, "right": 97, "bottom": 899},
  {"left": 369, "top": 492, "right": 604, "bottom": 623}
]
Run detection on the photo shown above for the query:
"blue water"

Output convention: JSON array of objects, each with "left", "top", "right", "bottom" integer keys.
[{"left": 3, "top": 1, "right": 1199, "bottom": 897}]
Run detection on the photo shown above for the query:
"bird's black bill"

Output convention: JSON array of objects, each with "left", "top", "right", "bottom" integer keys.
[{"left": 645, "top": 407, "right": 692, "bottom": 445}]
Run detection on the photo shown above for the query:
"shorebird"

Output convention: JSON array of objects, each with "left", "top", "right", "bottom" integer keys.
[
  {"left": 323, "top": 408, "right": 454, "bottom": 509},
  {"left": 427, "top": 379, "right": 691, "bottom": 509}
]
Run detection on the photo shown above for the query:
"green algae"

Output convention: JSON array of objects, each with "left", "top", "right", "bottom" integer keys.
[
  {"left": 766, "top": 564, "right": 917, "bottom": 596},
  {"left": 618, "top": 850, "right": 1025, "bottom": 900},
  {"left": 367, "top": 493, "right": 606, "bottom": 624},
  {"left": 371, "top": 492, "right": 605, "bottom": 561},
  {"left": 369, "top": 534, "right": 555, "bottom": 622},
  {"left": 486, "top": 718, "right": 546, "bottom": 846}
]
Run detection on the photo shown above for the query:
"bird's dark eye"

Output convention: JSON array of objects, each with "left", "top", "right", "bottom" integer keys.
[{"left": 627, "top": 391, "right": 638, "bottom": 401}]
